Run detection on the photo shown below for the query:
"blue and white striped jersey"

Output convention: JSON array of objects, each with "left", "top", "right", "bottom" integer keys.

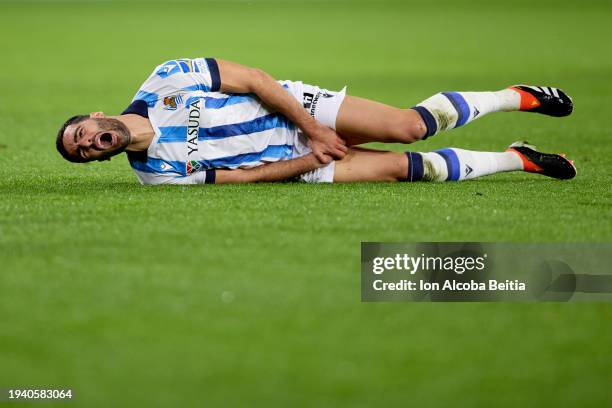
[{"left": 124, "top": 58, "right": 299, "bottom": 185}]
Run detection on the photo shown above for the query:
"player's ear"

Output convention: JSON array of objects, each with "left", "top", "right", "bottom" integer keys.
[{"left": 90, "top": 111, "right": 106, "bottom": 118}]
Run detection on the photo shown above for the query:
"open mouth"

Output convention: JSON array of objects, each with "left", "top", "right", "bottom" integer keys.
[{"left": 96, "top": 132, "right": 115, "bottom": 149}]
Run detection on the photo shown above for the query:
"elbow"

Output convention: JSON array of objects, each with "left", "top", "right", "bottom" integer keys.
[{"left": 249, "top": 68, "right": 271, "bottom": 91}]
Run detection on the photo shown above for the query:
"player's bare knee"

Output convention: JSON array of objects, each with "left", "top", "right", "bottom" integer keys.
[
  {"left": 388, "top": 111, "right": 427, "bottom": 143},
  {"left": 404, "top": 110, "right": 428, "bottom": 141},
  {"left": 393, "top": 152, "right": 409, "bottom": 181}
]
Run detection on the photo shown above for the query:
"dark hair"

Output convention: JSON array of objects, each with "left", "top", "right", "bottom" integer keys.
[{"left": 56, "top": 115, "right": 89, "bottom": 163}]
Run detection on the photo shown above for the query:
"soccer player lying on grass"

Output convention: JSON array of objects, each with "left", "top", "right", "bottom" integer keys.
[{"left": 56, "top": 58, "right": 576, "bottom": 184}]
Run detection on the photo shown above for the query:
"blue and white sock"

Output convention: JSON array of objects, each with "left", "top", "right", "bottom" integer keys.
[
  {"left": 406, "top": 148, "right": 523, "bottom": 182},
  {"left": 412, "top": 89, "right": 520, "bottom": 138}
]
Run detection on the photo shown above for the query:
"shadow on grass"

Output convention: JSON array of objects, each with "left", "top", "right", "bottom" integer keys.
[{"left": 1, "top": 173, "right": 576, "bottom": 198}]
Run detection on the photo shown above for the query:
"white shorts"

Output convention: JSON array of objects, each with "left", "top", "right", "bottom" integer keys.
[{"left": 284, "top": 81, "right": 347, "bottom": 183}]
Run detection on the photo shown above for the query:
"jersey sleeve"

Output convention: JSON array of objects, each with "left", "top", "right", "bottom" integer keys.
[
  {"left": 130, "top": 163, "right": 216, "bottom": 185},
  {"left": 155, "top": 169, "right": 216, "bottom": 185},
  {"left": 131, "top": 58, "right": 221, "bottom": 105}
]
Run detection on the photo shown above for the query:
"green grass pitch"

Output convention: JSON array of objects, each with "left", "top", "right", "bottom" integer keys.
[{"left": 1, "top": 0, "right": 611, "bottom": 406}]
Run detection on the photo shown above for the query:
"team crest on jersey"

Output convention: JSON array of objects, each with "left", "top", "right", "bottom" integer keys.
[
  {"left": 163, "top": 94, "right": 183, "bottom": 110},
  {"left": 186, "top": 160, "right": 202, "bottom": 175}
]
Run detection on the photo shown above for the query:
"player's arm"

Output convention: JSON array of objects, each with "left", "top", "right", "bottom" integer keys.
[
  {"left": 215, "top": 59, "right": 347, "bottom": 163},
  {"left": 215, "top": 153, "right": 324, "bottom": 184},
  {"left": 151, "top": 154, "right": 324, "bottom": 185}
]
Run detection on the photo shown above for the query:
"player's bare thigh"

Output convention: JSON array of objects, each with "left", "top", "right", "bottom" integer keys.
[
  {"left": 335, "top": 95, "right": 427, "bottom": 146},
  {"left": 333, "top": 147, "right": 407, "bottom": 182}
]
